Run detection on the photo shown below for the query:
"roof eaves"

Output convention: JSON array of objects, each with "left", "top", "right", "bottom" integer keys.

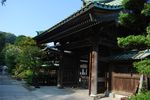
[
  {"left": 35, "top": 3, "right": 95, "bottom": 39},
  {"left": 35, "top": 1, "right": 123, "bottom": 39}
]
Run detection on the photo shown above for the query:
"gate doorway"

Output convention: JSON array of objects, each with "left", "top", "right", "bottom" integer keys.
[{"left": 98, "top": 62, "right": 109, "bottom": 93}]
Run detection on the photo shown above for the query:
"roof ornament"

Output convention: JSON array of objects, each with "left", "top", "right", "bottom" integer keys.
[{"left": 81, "top": 0, "right": 86, "bottom": 6}]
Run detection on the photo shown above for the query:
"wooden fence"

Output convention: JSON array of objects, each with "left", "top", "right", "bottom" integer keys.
[{"left": 112, "top": 73, "right": 140, "bottom": 94}]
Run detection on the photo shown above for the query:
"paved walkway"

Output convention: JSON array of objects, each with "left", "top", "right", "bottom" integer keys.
[
  {"left": 0, "top": 74, "right": 37, "bottom": 100},
  {"left": 0, "top": 73, "right": 119, "bottom": 100},
  {"left": 0, "top": 73, "right": 93, "bottom": 100}
]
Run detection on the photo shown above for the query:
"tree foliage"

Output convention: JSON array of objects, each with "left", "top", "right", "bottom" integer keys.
[
  {"left": 118, "top": 0, "right": 150, "bottom": 75},
  {"left": 134, "top": 59, "right": 150, "bottom": 75},
  {"left": 142, "top": 4, "right": 150, "bottom": 16},
  {"left": 0, "top": 31, "right": 16, "bottom": 65},
  {"left": 15, "top": 35, "right": 36, "bottom": 46},
  {"left": 14, "top": 36, "right": 42, "bottom": 68},
  {"left": 146, "top": 25, "right": 150, "bottom": 34},
  {"left": 122, "top": 0, "right": 146, "bottom": 13},
  {"left": 119, "top": 13, "right": 136, "bottom": 27},
  {"left": 119, "top": 0, "right": 148, "bottom": 32},
  {"left": 2, "top": 44, "right": 20, "bottom": 73},
  {"left": 118, "top": 23, "right": 150, "bottom": 49},
  {"left": 17, "top": 45, "right": 42, "bottom": 69},
  {"left": 0, "top": 31, "right": 16, "bottom": 51},
  {"left": 117, "top": 35, "right": 150, "bottom": 49},
  {"left": 118, "top": 0, "right": 150, "bottom": 49},
  {"left": 3, "top": 35, "right": 43, "bottom": 81},
  {"left": 118, "top": 1, "right": 150, "bottom": 96}
]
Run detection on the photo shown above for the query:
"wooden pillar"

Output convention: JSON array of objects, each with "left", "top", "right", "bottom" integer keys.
[
  {"left": 76, "top": 54, "right": 80, "bottom": 87},
  {"left": 111, "top": 65, "right": 114, "bottom": 91},
  {"left": 89, "top": 52, "right": 92, "bottom": 95},
  {"left": 57, "top": 48, "right": 64, "bottom": 88},
  {"left": 108, "top": 65, "right": 112, "bottom": 91},
  {"left": 89, "top": 44, "right": 99, "bottom": 98}
]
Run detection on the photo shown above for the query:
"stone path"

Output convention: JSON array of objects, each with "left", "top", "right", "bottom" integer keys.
[
  {"left": 0, "top": 74, "right": 39, "bottom": 100},
  {"left": 0, "top": 73, "right": 93, "bottom": 100},
  {"left": 0, "top": 72, "right": 119, "bottom": 100}
]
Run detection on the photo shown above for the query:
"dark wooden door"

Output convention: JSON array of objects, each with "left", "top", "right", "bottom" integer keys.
[
  {"left": 97, "top": 63, "right": 108, "bottom": 93},
  {"left": 62, "top": 54, "right": 79, "bottom": 87}
]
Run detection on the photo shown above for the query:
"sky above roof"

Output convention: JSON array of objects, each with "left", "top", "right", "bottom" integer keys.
[{"left": 0, "top": 0, "right": 82, "bottom": 37}]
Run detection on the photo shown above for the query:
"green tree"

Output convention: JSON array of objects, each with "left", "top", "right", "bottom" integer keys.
[
  {"left": 118, "top": 0, "right": 150, "bottom": 49},
  {"left": 2, "top": 35, "right": 43, "bottom": 80},
  {"left": 0, "top": 31, "right": 16, "bottom": 65},
  {"left": 0, "top": 31, "right": 16, "bottom": 51},
  {"left": 117, "top": 0, "right": 150, "bottom": 97},
  {"left": 134, "top": 59, "right": 150, "bottom": 75},
  {"left": 117, "top": 35, "right": 146, "bottom": 49},
  {"left": 8, "top": 36, "right": 44, "bottom": 83},
  {"left": 2, "top": 44, "right": 20, "bottom": 73},
  {"left": 119, "top": 0, "right": 148, "bottom": 33},
  {"left": 14, "top": 35, "right": 42, "bottom": 68}
]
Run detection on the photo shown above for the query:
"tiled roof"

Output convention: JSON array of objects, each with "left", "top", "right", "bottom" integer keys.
[
  {"left": 132, "top": 49, "right": 150, "bottom": 59},
  {"left": 84, "top": 0, "right": 123, "bottom": 10},
  {"left": 109, "top": 49, "right": 150, "bottom": 61}
]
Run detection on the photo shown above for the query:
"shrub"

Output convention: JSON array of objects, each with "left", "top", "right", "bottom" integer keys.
[
  {"left": 128, "top": 91, "right": 150, "bottom": 100},
  {"left": 25, "top": 69, "right": 34, "bottom": 84}
]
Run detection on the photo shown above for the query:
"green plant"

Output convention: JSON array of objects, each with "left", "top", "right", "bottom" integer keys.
[
  {"left": 119, "top": 13, "right": 136, "bottom": 27},
  {"left": 117, "top": 1, "right": 150, "bottom": 98},
  {"left": 117, "top": 35, "right": 146, "bottom": 49},
  {"left": 128, "top": 91, "right": 150, "bottom": 100},
  {"left": 142, "top": 4, "right": 150, "bottom": 16},
  {"left": 146, "top": 25, "right": 150, "bottom": 34},
  {"left": 14, "top": 65, "right": 25, "bottom": 76},
  {"left": 2, "top": 36, "right": 45, "bottom": 85},
  {"left": 2, "top": 44, "right": 21, "bottom": 73},
  {"left": 134, "top": 59, "right": 150, "bottom": 75},
  {"left": 24, "top": 69, "right": 34, "bottom": 84}
]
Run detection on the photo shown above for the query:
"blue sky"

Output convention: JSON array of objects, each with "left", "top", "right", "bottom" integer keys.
[{"left": 0, "top": 0, "right": 82, "bottom": 37}]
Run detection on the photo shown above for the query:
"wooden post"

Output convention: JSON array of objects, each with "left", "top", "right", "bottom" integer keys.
[
  {"left": 138, "top": 74, "right": 143, "bottom": 93},
  {"left": 57, "top": 48, "right": 64, "bottom": 88},
  {"left": 144, "top": 75, "right": 148, "bottom": 90},
  {"left": 89, "top": 51, "right": 92, "bottom": 95},
  {"left": 89, "top": 44, "right": 98, "bottom": 99},
  {"left": 57, "top": 69, "right": 62, "bottom": 88},
  {"left": 76, "top": 54, "right": 80, "bottom": 87}
]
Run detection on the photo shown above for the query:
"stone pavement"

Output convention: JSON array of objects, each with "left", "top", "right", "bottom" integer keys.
[
  {"left": 31, "top": 86, "right": 93, "bottom": 100},
  {"left": 0, "top": 73, "right": 119, "bottom": 100},
  {"left": 0, "top": 74, "right": 39, "bottom": 100},
  {"left": 0, "top": 73, "right": 93, "bottom": 100}
]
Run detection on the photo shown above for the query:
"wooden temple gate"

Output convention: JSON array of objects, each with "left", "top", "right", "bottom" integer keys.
[{"left": 34, "top": 0, "right": 128, "bottom": 98}]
